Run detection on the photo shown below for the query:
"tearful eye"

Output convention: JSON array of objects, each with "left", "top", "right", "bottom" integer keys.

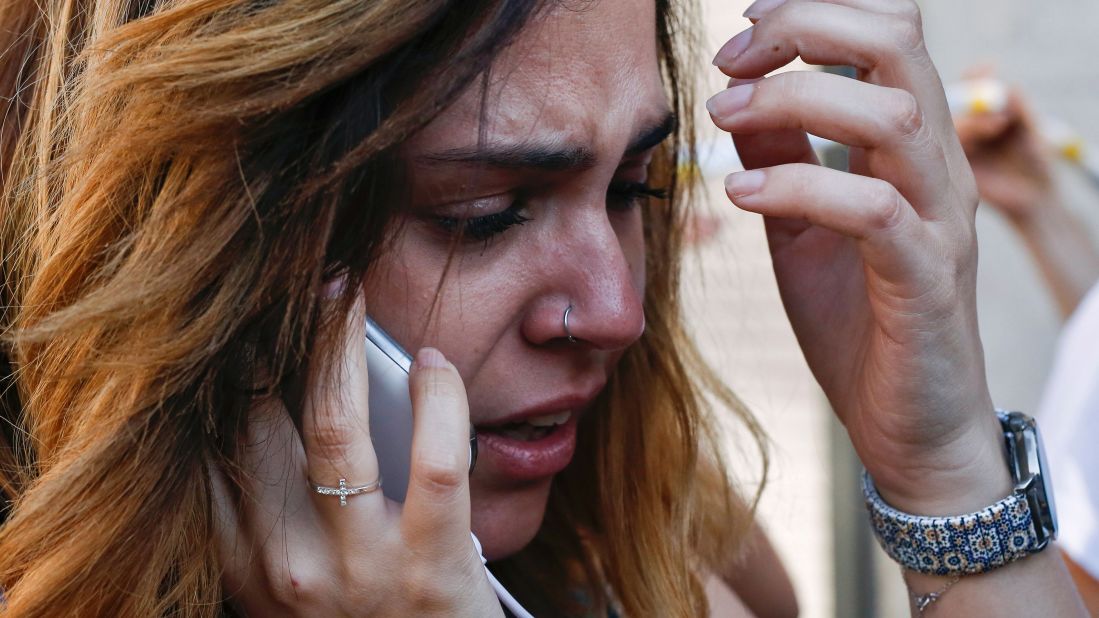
[{"left": 607, "top": 181, "right": 668, "bottom": 211}]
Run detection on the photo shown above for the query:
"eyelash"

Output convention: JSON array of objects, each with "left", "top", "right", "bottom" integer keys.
[
  {"left": 436, "top": 206, "right": 532, "bottom": 243},
  {"left": 436, "top": 182, "right": 668, "bottom": 243},
  {"left": 607, "top": 181, "right": 668, "bottom": 212}
]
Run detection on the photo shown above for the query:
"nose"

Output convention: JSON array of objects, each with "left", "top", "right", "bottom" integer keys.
[{"left": 521, "top": 208, "right": 646, "bottom": 351}]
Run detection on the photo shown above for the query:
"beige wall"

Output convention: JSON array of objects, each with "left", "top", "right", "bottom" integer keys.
[{"left": 689, "top": 2, "right": 833, "bottom": 616}]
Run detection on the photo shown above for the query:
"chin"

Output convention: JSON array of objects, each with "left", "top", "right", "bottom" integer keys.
[{"left": 470, "top": 478, "right": 554, "bottom": 560}]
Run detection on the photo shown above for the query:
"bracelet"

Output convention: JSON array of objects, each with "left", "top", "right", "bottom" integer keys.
[{"left": 903, "top": 568, "right": 961, "bottom": 615}]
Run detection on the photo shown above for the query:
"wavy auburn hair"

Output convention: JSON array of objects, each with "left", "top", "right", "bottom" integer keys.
[{"left": 0, "top": 0, "right": 765, "bottom": 614}]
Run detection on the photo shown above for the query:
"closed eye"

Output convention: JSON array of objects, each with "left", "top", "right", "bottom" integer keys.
[
  {"left": 607, "top": 181, "right": 668, "bottom": 212},
  {"left": 436, "top": 201, "right": 532, "bottom": 243}
]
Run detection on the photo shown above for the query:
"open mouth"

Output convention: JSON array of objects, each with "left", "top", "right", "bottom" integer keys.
[{"left": 477, "top": 411, "right": 571, "bottom": 442}]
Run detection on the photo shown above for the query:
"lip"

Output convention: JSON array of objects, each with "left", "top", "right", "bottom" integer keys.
[
  {"left": 474, "top": 387, "right": 602, "bottom": 482},
  {"left": 476, "top": 413, "right": 580, "bottom": 482},
  {"left": 477, "top": 390, "right": 603, "bottom": 428}
]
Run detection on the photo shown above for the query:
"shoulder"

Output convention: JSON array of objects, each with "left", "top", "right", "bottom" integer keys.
[{"left": 705, "top": 573, "right": 758, "bottom": 618}]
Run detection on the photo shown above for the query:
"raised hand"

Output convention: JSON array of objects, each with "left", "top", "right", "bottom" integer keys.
[{"left": 707, "top": 0, "right": 1012, "bottom": 516}]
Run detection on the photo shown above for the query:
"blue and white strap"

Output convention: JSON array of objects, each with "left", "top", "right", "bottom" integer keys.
[{"left": 862, "top": 470, "right": 1041, "bottom": 576}]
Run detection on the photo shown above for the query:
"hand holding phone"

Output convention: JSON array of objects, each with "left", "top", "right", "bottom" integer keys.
[
  {"left": 213, "top": 296, "right": 509, "bottom": 617},
  {"left": 364, "top": 316, "right": 530, "bottom": 618}
]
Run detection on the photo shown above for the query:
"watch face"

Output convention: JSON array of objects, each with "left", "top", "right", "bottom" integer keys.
[{"left": 1029, "top": 422, "right": 1059, "bottom": 539}]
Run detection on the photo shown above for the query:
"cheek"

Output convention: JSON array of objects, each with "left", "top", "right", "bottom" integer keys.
[{"left": 360, "top": 222, "right": 525, "bottom": 374}]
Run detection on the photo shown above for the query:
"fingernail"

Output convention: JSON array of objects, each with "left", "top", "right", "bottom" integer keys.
[
  {"left": 706, "top": 83, "right": 755, "bottom": 119},
  {"left": 415, "top": 347, "right": 448, "bottom": 369},
  {"left": 725, "top": 170, "right": 766, "bottom": 197},
  {"left": 713, "top": 27, "right": 753, "bottom": 66},
  {"left": 743, "top": 0, "right": 787, "bottom": 20}
]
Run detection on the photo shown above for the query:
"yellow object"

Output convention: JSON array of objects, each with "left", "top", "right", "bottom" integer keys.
[
  {"left": 970, "top": 97, "right": 992, "bottom": 115},
  {"left": 1060, "top": 139, "right": 1085, "bottom": 163}
]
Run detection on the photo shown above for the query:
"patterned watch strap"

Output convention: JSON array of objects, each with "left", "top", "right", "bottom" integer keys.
[{"left": 862, "top": 471, "right": 1041, "bottom": 576}]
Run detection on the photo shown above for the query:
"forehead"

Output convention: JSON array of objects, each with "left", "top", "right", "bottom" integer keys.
[{"left": 406, "top": 0, "right": 666, "bottom": 158}]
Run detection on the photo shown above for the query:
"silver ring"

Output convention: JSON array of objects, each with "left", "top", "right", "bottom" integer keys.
[
  {"left": 311, "top": 476, "right": 382, "bottom": 507},
  {"left": 563, "top": 304, "right": 577, "bottom": 344}
]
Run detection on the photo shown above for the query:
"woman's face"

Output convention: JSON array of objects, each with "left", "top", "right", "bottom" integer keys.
[{"left": 364, "top": 0, "right": 668, "bottom": 559}]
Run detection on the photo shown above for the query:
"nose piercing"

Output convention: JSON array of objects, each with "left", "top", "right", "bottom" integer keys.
[{"left": 563, "top": 304, "right": 577, "bottom": 344}]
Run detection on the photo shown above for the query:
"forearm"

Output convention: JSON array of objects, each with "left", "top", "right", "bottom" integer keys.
[{"left": 1009, "top": 197, "right": 1099, "bottom": 319}]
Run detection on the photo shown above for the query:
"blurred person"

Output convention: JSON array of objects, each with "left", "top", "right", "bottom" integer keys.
[
  {"left": 957, "top": 77, "right": 1099, "bottom": 615},
  {"left": 955, "top": 78, "right": 1099, "bottom": 317},
  {"left": 0, "top": 0, "right": 1086, "bottom": 615}
]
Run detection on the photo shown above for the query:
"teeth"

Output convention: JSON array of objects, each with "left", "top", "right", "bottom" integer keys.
[
  {"left": 526, "top": 411, "right": 571, "bottom": 427},
  {"left": 498, "top": 425, "right": 554, "bottom": 441}
]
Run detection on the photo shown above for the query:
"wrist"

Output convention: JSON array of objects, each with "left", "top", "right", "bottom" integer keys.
[
  {"left": 1003, "top": 190, "right": 1065, "bottom": 232},
  {"left": 864, "top": 410, "right": 1060, "bottom": 580},
  {"left": 870, "top": 410, "right": 1013, "bottom": 517}
]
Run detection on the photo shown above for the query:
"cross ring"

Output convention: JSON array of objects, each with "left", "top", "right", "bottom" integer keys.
[{"left": 311, "top": 477, "right": 382, "bottom": 507}]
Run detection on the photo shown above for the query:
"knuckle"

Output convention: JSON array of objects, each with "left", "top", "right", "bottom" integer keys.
[
  {"left": 758, "top": 74, "right": 802, "bottom": 123},
  {"left": 886, "top": 16, "right": 925, "bottom": 55},
  {"left": 897, "top": 0, "right": 924, "bottom": 28},
  {"left": 411, "top": 457, "right": 466, "bottom": 497},
  {"left": 307, "top": 419, "right": 355, "bottom": 461},
  {"left": 768, "top": 72, "right": 801, "bottom": 101},
  {"left": 957, "top": 172, "right": 980, "bottom": 210},
  {"left": 789, "top": 164, "right": 818, "bottom": 194},
  {"left": 402, "top": 554, "right": 476, "bottom": 613},
  {"left": 338, "top": 562, "right": 387, "bottom": 612},
  {"left": 415, "top": 368, "right": 466, "bottom": 407},
  {"left": 402, "top": 557, "right": 457, "bottom": 612},
  {"left": 264, "top": 560, "right": 322, "bottom": 608},
  {"left": 886, "top": 88, "right": 924, "bottom": 140},
  {"left": 865, "top": 180, "right": 906, "bottom": 233}
]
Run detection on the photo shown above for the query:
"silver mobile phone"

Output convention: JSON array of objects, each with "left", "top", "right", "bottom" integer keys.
[
  {"left": 365, "top": 317, "right": 529, "bottom": 617},
  {"left": 364, "top": 316, "right": 476, "bottom": 502}
]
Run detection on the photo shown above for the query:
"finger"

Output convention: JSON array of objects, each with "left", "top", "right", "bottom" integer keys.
[
  {"left": 725, "top": 76, "right": 820, "bottom": 168},
  {"left": 725, "top": 78, "right": 820, "bottom": 170},
  {"left": 728, "top": 101, "right": 820, "bottom": 240},
  {"left": 1004, "top": 88, "right": 1044, "bottom": 137},
  {"left": 219, "top": 397, "right": 329, "bottom": 610},
  {"left": 211, "top": 459, "right": 256, "bottom": 602},
  {"left": 725, "top": 163, "right": 936, "bottom": 286},
  {"left": 708, "top": 71, "right": 951, "bottom": 216},
  {"left": 961, "top": 63, "right": 999, "bottom": 81},
  {"left": 713, "top": 2, "right": 954, "bottom": 134},
  {"left": 744, "top": 0, "right": 917, "bottom": 21},
  {"left": 401, "top": 347, "right": 476, "bottom": 561},
  {"left": 954, "top": 111, "right": 1013, "bottom": 149},
  {"left": 301, "top": 287, "right": 386, "bottom": 522}
]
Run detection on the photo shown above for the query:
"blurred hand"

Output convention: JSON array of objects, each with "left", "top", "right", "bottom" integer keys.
[{"left": 954, "top": 73, "right": 1058, "bottom": 222}]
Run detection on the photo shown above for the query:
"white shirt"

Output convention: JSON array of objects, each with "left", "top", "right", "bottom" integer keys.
[{"left": 1037, "top": 281, "right": 1099, "bottom": 579}]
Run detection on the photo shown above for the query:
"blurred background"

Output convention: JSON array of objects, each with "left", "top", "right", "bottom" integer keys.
[{"left": 684, "top": 0, "right": 1099, "bottom": 615}]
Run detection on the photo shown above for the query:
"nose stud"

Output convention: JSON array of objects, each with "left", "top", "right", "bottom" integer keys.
[{"left": 563, "top": 304, "right": 577, "bottom": 344}]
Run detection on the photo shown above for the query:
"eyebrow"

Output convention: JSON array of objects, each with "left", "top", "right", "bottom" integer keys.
[{"left": 419, "top": 111, "right": 677, "bottom": 172}]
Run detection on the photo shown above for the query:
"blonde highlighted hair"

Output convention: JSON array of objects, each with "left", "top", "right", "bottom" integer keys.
[{"left": 0, "top": 0, "right": 765, "bottom": 614}]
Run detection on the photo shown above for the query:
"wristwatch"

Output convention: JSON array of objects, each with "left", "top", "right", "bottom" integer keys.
[{"left": 862, "top": 410, "right": 1059, "bottom": 576}]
